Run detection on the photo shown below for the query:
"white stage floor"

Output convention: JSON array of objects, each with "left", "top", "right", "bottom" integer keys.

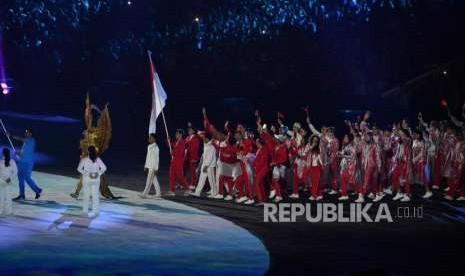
[{"left": 0, "top": 172, "right": 269, "bottom": 275}]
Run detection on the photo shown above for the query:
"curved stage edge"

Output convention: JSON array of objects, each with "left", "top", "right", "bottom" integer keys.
[{"left": 0, "top": 172, "right": 269, "bottom": 275}]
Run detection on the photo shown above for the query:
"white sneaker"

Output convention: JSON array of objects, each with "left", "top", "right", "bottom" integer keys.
[
  {"left": 329, "top": 190, "right": 338, "bottom": 195},
  {"left": 444, "top": 187, "right": 450, "bottom": 192},
  {"left": 274, "top": 196, "right": 283, "bottom": 203},
  {"left": 432, "top": 185, "right": 440, "bottom": 190},
  {"left": 244, "top": 199, "right": 255, "bottom": 205},
  {"left": 400, "top": 195, "right": 411, "bottom": 202},
  {"left": 153, "top": 195, "right": 162, "bottom": 200},
  {"left": 309, "top": 196, "right": 316, "bottom": 201},
  {"left": 255, "top": 202, "right": 264, "bottom": 207},
  {"left": 289, "top": 193, "right": 299, "bottom": 199},
  {"left": 190, "top": 192, "right": 201, "bottom": 197},
  {"left": 444, "top": 195, "right": 454, "bottom": 201},
  {"left": 383, "top": 188, "right": 393, "bottom": 195},
  {"left": 367, "top": 192, "right": 375, "bottom": 199},
  {"left": 165, "top": 191, "right": 175, "bottom": 196},
  {"left": 183, "top": 192, "right": 190, "bottom": 197},
  {"left": 338, "top": 195, "right": 349, "bottom": 201},
  {"left": 316, "top": 195, "right": 323, "bottom": 201},
  {"left": 206, "top": 190, "right": 212, "bottom": 195},
  {"left": 355, "top": 194, "right": 365, "bottom": 203},
  {"left": 422, "top": 191, "right": 433, "bottom": 199},
  {"left": 393, "top": 193, "right": 404, "bottom": 201},
  {"left": 207, "top": 194, "right": 215, "bottom": 199},
  {"left": 457, "top": 196, "right": 465, "bottom": 201},
  {"left": 189, "top": 185, "right": 195, "bottom": 190},
  {"left": 373, "top": 195, "right": 383, "bottom": 202},
  {"left": 236, "top": 196, "right": 248, "bottom": 203},
  {"left": 214, "top": 194, "right": 224, "bottom": 199},
  {"left": 224, "top": 195, "right": 233, "bottom": 201},
  {"left": 269, "top": 190, "right": 276, "bottom": 199},
  {"left": 138, "top": 194, "right": 147, "bottom": 199}
]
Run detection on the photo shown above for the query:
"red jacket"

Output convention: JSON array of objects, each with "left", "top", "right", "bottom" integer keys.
[
  {"left": 272, "top": 144, "right": 288, "bottom": 165},
  {"left": 219, "top": 144, "right": 238, "bottom": 164},
  {"left": 186, "top": 134, "right": 200, "bottom": 161},
  {"left": 170, "top": 139, "right": 186, "bottom": 160},
  {"left": 254, "top": 147, "right": 270, "bottom": 172}
]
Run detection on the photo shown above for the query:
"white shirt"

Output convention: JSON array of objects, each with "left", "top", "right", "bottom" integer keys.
[
  {"left": 0, "top": 159, "right": 17, "bottom": 182},
  {"left": 145, "top": 143, "right": 160, "bottom": 170},
  {"left": 77, "top": 157, "right": 107, "bottom": 182},
  {"left": 202, "top": 141, "right": 217, "bottom": 168}
]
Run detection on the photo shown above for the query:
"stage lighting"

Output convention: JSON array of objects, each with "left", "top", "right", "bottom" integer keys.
[
  {"left": 127, "top": 1, "right": 132, "bottom": 6},
  {"left": 442, "top": 70, "right": 447, "bottom": 75},
  {"left": 1, "top": 82, "right": 11, "bottom": 95},
  {"left": 194, "top": 17, "right": 200, "bottom": 22}
]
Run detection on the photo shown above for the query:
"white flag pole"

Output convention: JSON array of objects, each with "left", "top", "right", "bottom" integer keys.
[
  {"left": 148, "top": 51, "right": 172, "bottom": 155},
  {"left": 0, "top": 118, "right": 15, "bottom": 151}
]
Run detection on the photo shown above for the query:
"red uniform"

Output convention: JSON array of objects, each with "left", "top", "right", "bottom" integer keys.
[
  {"left": 291, "top": 143, "right": 309, "bottom": 194},
  {"left": 271, "top": 144, "right": 288, "bottom": 197},
  {"left": 186, "top": 134, "right": 200, "bottom": 186},
  {"left": 254, "top": 146, "right": 270, "bottom": 203},
  {"left": 307, "top": 149, "right": 323, "bottom": 198},
  {"left": 218, "top": 143, "right": 238, "bottom": 196},
  {"left": 169, "top": 138, "right": 189, "bottom": 192},
  {"left": 446, "top": 141, "right": 465, "bottom": 198},
  {"left": 235, "top": 139, "right": 255, "bottom": 199}
]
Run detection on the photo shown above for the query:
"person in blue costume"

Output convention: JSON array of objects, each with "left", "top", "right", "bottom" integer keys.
[{"left": 11, "top": 129, "right": 42, "bottom": 200}]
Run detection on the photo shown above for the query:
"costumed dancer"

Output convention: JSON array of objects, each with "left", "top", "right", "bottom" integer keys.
[
  {"left": 289, "top": 132, "right": 309, "bottom": 199},
  {"left": 11, "top": 129, "right": 42, "bottom": 200},
  {"left": 77, "top": 146, "right": 106, "bottom": 217},
  {"left": 140, "top": 133, "right": 161, "bottom": 199},
  {"left": 167, "top": 129, "right": 190, "bottom": 196},
  {"left": 0, "top": 148, "right": 17, "bottom": 215},
  {"left": 71, "top": 94, "right": 116, "bottom": 199}
]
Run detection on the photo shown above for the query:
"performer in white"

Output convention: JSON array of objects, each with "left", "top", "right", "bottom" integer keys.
[
  {"left": 0, "top": 148, "right": 17, "bottom": 215},
  {"left": 191, "top": 133, "right": 217, "bottom": 197},
  {"left": 77, "top": 146, "right": 106, "bottom": 217},
  {"left": 140, "top": 133, "right": 161, "bottom": 199}
]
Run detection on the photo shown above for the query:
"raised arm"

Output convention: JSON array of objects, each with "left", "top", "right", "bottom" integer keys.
[{"left": 306, "top": 116, "right": 321, "bottom": 137}]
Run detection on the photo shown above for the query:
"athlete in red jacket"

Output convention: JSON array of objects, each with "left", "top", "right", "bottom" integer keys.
[{"left": 168, "top": 129, "right": 190, "bottom": 195}]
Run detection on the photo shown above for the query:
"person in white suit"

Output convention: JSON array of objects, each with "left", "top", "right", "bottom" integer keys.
[
  {"left": 77, "top": 146, "right": 106, "bottom": 217},
  {"left": 140, "top": 133, "right": 161, "bottom": 199},
  {"left": 191, "top": 133, "right": 217, "bottom": 197},
  {"left": 0, "top": 148, "right": 17, "bottom": 215}
]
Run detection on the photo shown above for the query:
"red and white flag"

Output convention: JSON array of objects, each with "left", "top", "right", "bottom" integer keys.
[{"left": 148, "top": 53, "right": 168, "bottom": 134}]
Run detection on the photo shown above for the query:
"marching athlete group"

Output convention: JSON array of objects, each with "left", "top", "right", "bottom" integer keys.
[{"left": 151, "top": 105, "right": 465, "bottom": 206}]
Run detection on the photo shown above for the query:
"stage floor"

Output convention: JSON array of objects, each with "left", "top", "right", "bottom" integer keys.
[{"left": 0, "top": 172, "right": 269, "bottom": 275}]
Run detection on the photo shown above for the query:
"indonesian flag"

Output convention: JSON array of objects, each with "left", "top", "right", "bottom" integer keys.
[{"left": 148, "top": 54, "right": 168, "bottom": 134}]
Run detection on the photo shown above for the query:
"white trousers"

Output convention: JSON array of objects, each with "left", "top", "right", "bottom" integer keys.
[
  {"left": 195, "top": 167, "right": 216, "bottom": 195},
  {"left": 142, "top": 169, "right": 161, "bottom": 197},
  {"left": 0, "top": 181, "right": 13, "bottom": 215},
  {"left": 83, "top": 180, "right": 100, "bottom": 215}
]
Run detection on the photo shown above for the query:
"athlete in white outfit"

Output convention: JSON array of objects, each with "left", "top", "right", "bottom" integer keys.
[
  {"left": 77, "top": 146, "right": 107, "bottom": 217},
  {"left": 140, "top": 133, "right": 161, "bottom": 199},
  {"left": 0, "top": 148, "right": 17, "bottom": 215}
]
